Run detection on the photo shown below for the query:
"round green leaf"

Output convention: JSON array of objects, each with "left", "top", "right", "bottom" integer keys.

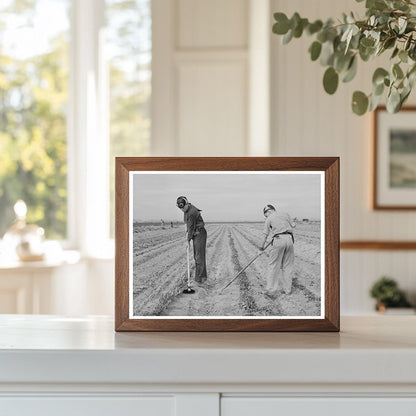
[
  {"left": 384, "top": 37, "right": 396, "bottom": 50},
  {"left": 373, "top": 82, "right": 385, "bottom": 96},
  {"left": 372, "top": 68, "right": 389, "bottom": 86},
  {"left": 391, "top": 47, "right": 399, "bottom": 59},
  {"left": 320, "top": 41, "right": 335, "bottom": 66},
  {"left": 323, "top": 67, "right": 339, "bottom": 95},
  {"left": 307, "top": 20, "right": 323, "bottom": 35},
  {"left": 369, "top": 92, "right": 383, "bottom": 112},
  {"left": 290, "top": 12, "right": 301, "bottom": 30},
  {"left": 293, "top": 18, "right": 308, "bottom": 38},
  {"left": 408, "top": 70, "right": 416, "bottom": 88},
  {"left": 400, "top": 88, "right": 411, "bottom": 107},
  {"left": 360, "top": 37, "right": 375, "bottom": 48},
  {"left": 367, "top": 0, "right": 388, "bottom": 11},
  {"left": 352, "top": 91, "right": 369, "bottom": 115},
  {"left": 273, "top": 13, "right": 290, "bottom": 35},
  {"left": 399, "top": 50, "right": 408, "bottom": 63},
  {"left": 409, "top": 45, "right": 416, "bottom": 61},
  {"left": 334, "top": 52, "right": 352, "bottom": 73},
  {"left": 405, "top": 33, "right": 413, "bottom": 50},
  {"left": 342, "top": 56, "right": 357, "bottom": 83},
  {"left": 317, "top": 30, "right": 328, "bottom": 43},
  {"left": 282, "top": 29, "right": 293, "bottom": 44},
  {"left": 359, "top": 44, "right": 375, "bottom": 62},
  {"left": 408, "top": 63, "right": 416, "bottom": 77},
  {"left": 393, "top": 0, "right": 409, "bottom": 11},
  {"left": 393, "top": 63, "right": 404, "bottom": 79},
  {"left": 309, "top": 41, "right": 322, "bottom": 61},
  {"left": 387, "top": 87, "right": 401, "bottom": 113}
]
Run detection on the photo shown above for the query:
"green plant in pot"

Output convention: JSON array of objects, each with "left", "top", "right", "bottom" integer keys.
[
  {"left": 272, "top": 0, "right": 416, "bottom": 115},
  {"left": 369, "top": 276, "right": 412, "bottom": 311}
]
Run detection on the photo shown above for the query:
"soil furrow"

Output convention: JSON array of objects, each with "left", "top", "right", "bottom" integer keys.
[
  {"left": 132, "top": 222, "right": 322, "bottom": 317},
  {"left": 159, "top": 224, "right": 234, "bottom": 316},
  {"left": 228, "top": 226, "right": 285, "bottom": 316},
  {"left": 227, "top": 226, "right": 259, "bottom": 315},
  {"left": 232, "top": 224, "right": 321, "bottom": 300},
  {"left": 134, "top": 225, "right": 225, "bottom": 315},
  {"left": 133, "top": 224, "right": 222, "bottom": 268},
  {"left": 231, "top": 224, "right": 320, "bottom": 316}
]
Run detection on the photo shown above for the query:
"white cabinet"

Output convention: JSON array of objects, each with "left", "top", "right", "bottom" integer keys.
[
  {"left": 222, "top": 398, "right": 416, "bottom": 416},
  {"left": 1, "top": 316, "right": 416, "bottom": 416},
  {"left": 1, "top": 397, "right": 175, "bottom": 416},
  {"left": 0, "top": 254, "right": 84, "bottom": 314},
  {"left": 0, "top": 255, "right": 114, "bottom": 315}
]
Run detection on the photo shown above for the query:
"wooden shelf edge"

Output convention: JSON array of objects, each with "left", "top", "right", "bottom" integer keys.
[{"left": 341, "top": 241, "right": 416, "bottom": 250}]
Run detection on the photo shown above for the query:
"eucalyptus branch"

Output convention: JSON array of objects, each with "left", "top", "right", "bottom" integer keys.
[{"left": 272, "top": 0, "right": 416, "bottom": 115}]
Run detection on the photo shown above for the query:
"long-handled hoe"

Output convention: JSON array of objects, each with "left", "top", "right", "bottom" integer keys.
[
  {"left": 183, "top": 241, "right": 195, "bottom": 294},
  {"left": 220, "top": 239, "right": 274, "bottom": 292}
]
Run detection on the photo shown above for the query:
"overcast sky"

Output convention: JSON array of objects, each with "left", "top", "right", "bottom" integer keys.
[{"left": 132, "top": 172, "right": 322, "bottom": 222}]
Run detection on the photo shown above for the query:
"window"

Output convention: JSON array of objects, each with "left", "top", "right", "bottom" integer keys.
[
  {"left": 106, "top": 0, "right": 151, "bottom": 237},
  {"left": 0, "top": 0, "right": 151, "bottom": 251},
  {"left": 0, "top": 0, "right": 70, "bottom": 239}
]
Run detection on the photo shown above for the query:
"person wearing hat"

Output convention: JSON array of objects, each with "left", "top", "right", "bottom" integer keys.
[
  {"left": 176, "top": 196, "right": 207, "bottom": 283},
  {"left": 260, "top": 204, "right": 297, "bottom": 297}
]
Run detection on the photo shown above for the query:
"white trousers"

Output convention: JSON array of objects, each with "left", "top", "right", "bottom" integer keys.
[{"left": 265, "top": 234, "right": 294, "bottom": 295}]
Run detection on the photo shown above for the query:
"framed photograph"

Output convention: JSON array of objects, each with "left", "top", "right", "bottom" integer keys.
[
  {"left": 374, "top": 106, "right": 416, "bottom": 209},
  {"left": 115, "top": 157, "right": 339, "bottom": 332}
]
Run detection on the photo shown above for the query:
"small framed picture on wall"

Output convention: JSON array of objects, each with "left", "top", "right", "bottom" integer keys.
[{"left": 374, "top": 106, "right": 416, "bottom": 209}]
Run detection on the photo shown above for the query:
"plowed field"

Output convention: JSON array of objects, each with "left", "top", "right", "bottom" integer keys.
[{"left": 132, "top": 222, "right": 321, "bottom": 317}]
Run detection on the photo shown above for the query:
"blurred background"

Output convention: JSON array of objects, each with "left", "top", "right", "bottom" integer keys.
[{"left": 0, "top": 0, "right": 415, "bottom": 316}]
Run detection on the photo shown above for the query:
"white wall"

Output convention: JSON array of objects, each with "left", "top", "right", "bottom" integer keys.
[
  {"left": 152, "top": 0, "right": 253, "bottom": 156},
  {"left": 36, "top": 0, "right": 416, "bottom": 317},
  {"left": 152, "top": 0, "right": 416, "bottom": 314},
  {"left": 271, "top": 0, "right": 416, "bottom": 313}
]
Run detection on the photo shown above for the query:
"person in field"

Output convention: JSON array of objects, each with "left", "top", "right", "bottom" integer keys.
[
  {"left": 176, "top": 196, "right": 207, "bottom": 283},
  {"left": 260, "top": 204, "right": 297, "bottom": 297}
]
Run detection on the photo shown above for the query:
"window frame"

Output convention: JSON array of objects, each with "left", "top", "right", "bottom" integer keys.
[
  {"left": 0, "top": 0, "right": 152, "bottom": 257},
  {"left": 67, "top": 0, "right": 111, "bottom": 257}
]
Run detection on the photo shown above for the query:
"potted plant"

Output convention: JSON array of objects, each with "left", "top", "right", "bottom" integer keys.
[{"left": 369, "top": 276, "right": 414, "bottom": 313}]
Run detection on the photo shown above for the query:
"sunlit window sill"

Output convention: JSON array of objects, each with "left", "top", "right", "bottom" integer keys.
[
  {"left": 0, "top": 239, "right": 115, "bottom": 270},
  {"left": 0, "top": 250, "right": 81, "bottom": 270}
]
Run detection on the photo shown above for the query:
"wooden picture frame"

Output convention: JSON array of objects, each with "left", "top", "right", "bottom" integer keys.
[
  {"left": 115, "top": 157, "right": 339, "bottom": 332},
  {"left": 373, "top": 106, "right": 416, "bottom": 210}
]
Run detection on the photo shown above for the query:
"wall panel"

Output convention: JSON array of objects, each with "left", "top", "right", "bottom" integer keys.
[
  {"left": 178, "top": 0, "right": 248, "bottom": 49},
  {"left": 177, "top": 61, "right": 247, "bottom": 156},
  {"left": 152, "top": 0, "right": 249, "bottom": 155}
]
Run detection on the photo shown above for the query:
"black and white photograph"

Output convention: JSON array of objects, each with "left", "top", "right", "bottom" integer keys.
[{"left": 129, "top": 171, "right": 324, "bottom": 319}]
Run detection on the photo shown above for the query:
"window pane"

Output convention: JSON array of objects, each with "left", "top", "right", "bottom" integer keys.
[
  {"left": 106, "top": 0, "right": 151, "bottom": 237},
  {"left": 0, "top": 0, "right": 70, "bottom": 239}
]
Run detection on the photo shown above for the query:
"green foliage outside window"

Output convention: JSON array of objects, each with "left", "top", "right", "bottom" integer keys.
[
  {"left": 0, "top": 0, "right": 151, "bottom": 240},
  {"left": 0, "top": 1, "right": 69, "bottom": 238},
  {"left": 107, "top": 0, "right": 151, "bottom": 237}
]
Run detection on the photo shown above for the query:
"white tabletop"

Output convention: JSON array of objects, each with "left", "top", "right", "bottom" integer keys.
[
  {"left": 0, "top": 315, "right": 415, "bottom": 385},
  {"left": 0, "top": 314, "right": 415, "bottom": 349}
]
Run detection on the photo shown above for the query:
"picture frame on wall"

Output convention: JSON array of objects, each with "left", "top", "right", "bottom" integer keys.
[
  {"left": 374, "top": 106, "right": 416, "bottom": 210},
  {"left": 115, "top": 157, "right": 339, "bottom": 332}
]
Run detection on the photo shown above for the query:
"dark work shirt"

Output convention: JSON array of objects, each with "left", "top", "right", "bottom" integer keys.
[{"left": 184, "top": 204, "right": 205, "bottom": 241}]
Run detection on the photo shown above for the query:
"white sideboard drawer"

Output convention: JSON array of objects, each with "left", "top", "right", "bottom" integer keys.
[
  {"left": 0, "top": 396, "right": 175, "bottom": 416},
  {"left": 221, "top": 398, "right": 416, "bottom": 416}
]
